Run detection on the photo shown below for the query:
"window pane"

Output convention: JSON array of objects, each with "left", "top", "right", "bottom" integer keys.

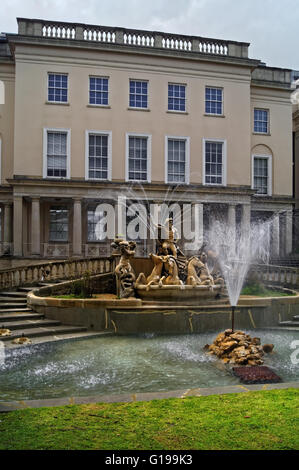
[
  {"left": 129, "top": 80, "right": 148, "bottom": 108},
  {"left": 205, "top": 87, "right": 222, "bottom": 115},
  {"left": 48, "top": 74, "right": 68, "bottom": 102},
  {"left": 254, "top": 109, "right": 268, "bottom": 133},
  {"left": 89, "top": 77, "right": 109, "bottom": 105},
  {"left": 88, "top": 134, "right": 109, "bottom": 179},
  {"left": 47, "top": 132, "right": 67, "bottom": 178},
  {"left": 168, "top": 84, "right": 186, "bottom": 111},
  {"left": 253, "top": 157, "right": 269, "bottom": 194},
  {"left": 205, "top": 141, "right": 223, "bottom": 185},
  {"left": 49, "top": 207, "right": 68, "bottom": 241},
  {"left": 168, "top": 139, "right": 186, "bottom": 183},
  {"left": 128, "top": 136, "right": 148, "bottom": 180}
]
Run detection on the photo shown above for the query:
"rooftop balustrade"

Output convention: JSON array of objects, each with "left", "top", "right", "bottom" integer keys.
[{"left": 16, "top": 17, "right": 250, "bottom": 59}]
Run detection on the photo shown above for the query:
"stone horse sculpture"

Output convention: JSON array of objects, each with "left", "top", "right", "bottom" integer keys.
[
  {"left": 111, "top": 239, "right": 136, "bottom": 298},
  {"left": 159, "top": 255, "right": 183, "bottom": 286},
  {"left": 135, "top": 253, "right": 164, "bottom": 290}
]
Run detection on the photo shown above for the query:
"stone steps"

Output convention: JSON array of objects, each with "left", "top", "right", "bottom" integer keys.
[
  {"left": 3, "top": 330, "right": 115, "bottom": 349},
  {"left": 0, "top": 302, "right": 27, "bottom": 309},
  {"left": 0, "top": 283, "right": 115, "bottom": 347},
  {"left": 0, "top": 319, "right": 61, "bottom": 331},
  {"left": 0, "top": 307, "right": 33, "bottom": 314},
  {"left": 0, "top": 312, "right": 44, "bottom": 322},
  {"left": 0, "top": 324, "right": 88, "bottom": 342},
  {"left": 0, "top": 296, "right": 28, "bottom": 303},
  {"left": 0, "top": 291, "right": 28, "bottom": 297}
]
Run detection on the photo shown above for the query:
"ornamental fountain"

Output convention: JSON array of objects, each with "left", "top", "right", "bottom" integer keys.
[
  {"left": 111, "top": 214, "right": 279, "bottom": 369},
  {"left": 111, "top": 217, "right": 224, "bottom": 302}
]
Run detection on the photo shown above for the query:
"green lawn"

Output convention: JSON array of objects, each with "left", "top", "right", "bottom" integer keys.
[
  {"left": 241, "top": 285, "right": 295, "bottom": 297},
  {"left": 0, "top": 389, "right": 298, "bottom": 450}
]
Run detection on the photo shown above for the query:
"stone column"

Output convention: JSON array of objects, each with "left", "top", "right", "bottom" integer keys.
[
  {"left": 3, "top": 203, "right": 12, "bottom": 242},
  {"left": 3, "top": 203, "right": 12, "bottom": 254},
  {"left": 241, "top": 204, "right": 251, "bottom": 242},
  {"left": 31, "top": 197, "right": 40, "bottom": 255},
  {"left": 13, "top": 196, "right": 23, "bottom": 256},
  {"left": 72, "top": 198, "right": 82, "bottom": 257},
  {"left": 227, "top": 204, "right": 236, "bottom": 253},
  {"left": 272, "top": 214, "right": 280, "bottom": 257},
  {"left": 285, "top": 210, "right": 293, "bottom": 255}
]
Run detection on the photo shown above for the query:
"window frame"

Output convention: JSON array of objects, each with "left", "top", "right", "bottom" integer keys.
[
  {"left": 128, "top": 79, "right": 149, "bottom": 110},
  {"left": 88, "top": 76, "right": 109, "bottom": 107},
  {"left": 125, "top": 132, "right": 152, "bottom": 183},
  {"left": 251, "top": 154, "right": 272, "bottom": 196},
  {"left": 205, "top": 86, "right": 223, "bottom": 116},
  {"left": 168, "top": 83, "right": 186, "bottom": 113},
  {"left": 85, "top": 130, "right": 112, "bottom": 181},
  {"left": 48, "top": 206, "right": 69, "bottom": 243},
  {"left": 202, "top": 138, "right": 227, "bottom": 186},
  {"left": 253, "top": 108, "right": 270, "bottom": 134},
  {"left": 47, "top": 73, "right": 68, "bottom": 104},
  {"left": 43, "top": 128, "right": 71, "bottom": 179},
  {"left": 165, "top": 135, "right": 190, "bottom": 185}
]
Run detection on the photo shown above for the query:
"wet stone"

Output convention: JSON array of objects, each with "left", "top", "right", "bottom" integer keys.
[{"left": 233, "top": 366, "right": 282, "bottom": 384}]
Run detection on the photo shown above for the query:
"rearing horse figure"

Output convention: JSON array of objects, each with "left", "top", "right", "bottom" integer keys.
[
  {"left": 186, "top": 253, "right": 214, "bottom": 286},
  {"left": 135, "top": 253, "right": 164, "bottom": 290},
  {"left": 159, "top": 255, "right": 183, "bottom": 286}
]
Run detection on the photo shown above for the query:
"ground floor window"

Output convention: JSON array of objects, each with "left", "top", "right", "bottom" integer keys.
[
  {"left": 87, "top": 207, "right": 106, "bottom": 241},
  {"left": 49, "top": 206, "right": 69, "bottom": 241}
]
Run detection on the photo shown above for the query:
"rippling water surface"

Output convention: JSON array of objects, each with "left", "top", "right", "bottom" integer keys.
[{"left": 0, "top": 329, "right": 298, "bottom": 401}]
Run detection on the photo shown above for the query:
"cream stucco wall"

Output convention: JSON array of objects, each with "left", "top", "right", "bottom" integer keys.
[
  {"left": 12, "top": 45, "right": 254, "bottom": 188},
  {"left": 251, "top": 86, "right": 293, "bottom": 196},
  {"left": 0, "top": 63, "right": 15, "bottom": 185},
  {"left": 0, "top": 43, "right": 291, "bottom": 200}
]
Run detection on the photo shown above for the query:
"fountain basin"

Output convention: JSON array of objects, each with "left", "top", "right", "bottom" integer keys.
[
  {"left": 136, "top": 284, "right": 223, "bottom": 303},
  {"left": 0, "top": 330, "right": 298, "bottom": 403}
]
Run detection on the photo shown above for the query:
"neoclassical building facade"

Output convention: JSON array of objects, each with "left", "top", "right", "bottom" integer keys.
[{"left": 0, "top": 18, "right": 294, "bottom": 260}]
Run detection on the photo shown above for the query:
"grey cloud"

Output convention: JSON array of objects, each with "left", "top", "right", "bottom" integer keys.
[{"left": 0, "top": 0, "right": 298, "bottom": 69}]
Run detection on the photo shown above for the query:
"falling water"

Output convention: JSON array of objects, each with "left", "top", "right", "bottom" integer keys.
[{"left": 208, "top": 217, "right": 272, "bottom": 308}]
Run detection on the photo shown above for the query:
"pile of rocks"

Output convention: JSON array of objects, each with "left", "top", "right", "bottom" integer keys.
[{"left": 205, "top": 329, "right": 274, "bottom": 366}]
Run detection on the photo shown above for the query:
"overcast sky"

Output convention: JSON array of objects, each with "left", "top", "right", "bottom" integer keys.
[{"left": 0, "top": 0, "right": 298, "bottom": 70}]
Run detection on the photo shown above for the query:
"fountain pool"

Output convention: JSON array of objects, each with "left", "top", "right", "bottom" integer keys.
[{"left": 0, "top": 329, "right": 298, "bottom": 402}]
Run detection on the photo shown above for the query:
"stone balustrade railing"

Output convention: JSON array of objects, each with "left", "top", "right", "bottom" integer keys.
[
  {"left": 250, "top": 264, "right": 299, "bottom": 289},
  {"left": 16, "top": 18, "right": 249, "bottom": 58},
  {"left": 0, "top": 257, "right": 115, "bottom": 290}
]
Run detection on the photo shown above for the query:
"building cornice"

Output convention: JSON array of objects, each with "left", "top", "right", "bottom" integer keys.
[
  {"left": 6, "top": 34, "right": 261, "bottom": 70},
  {"left": 7, "top": 176, "right": 255, "bottom": 195}
]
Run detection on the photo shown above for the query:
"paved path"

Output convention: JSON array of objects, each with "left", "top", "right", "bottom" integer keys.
[{"left": 0, "top": 381, "right": 298, "bottom": 412}]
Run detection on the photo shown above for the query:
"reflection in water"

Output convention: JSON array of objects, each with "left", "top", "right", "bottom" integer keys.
[{"left": 0, "top": 330, "right": 298, "bottom": 401}]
